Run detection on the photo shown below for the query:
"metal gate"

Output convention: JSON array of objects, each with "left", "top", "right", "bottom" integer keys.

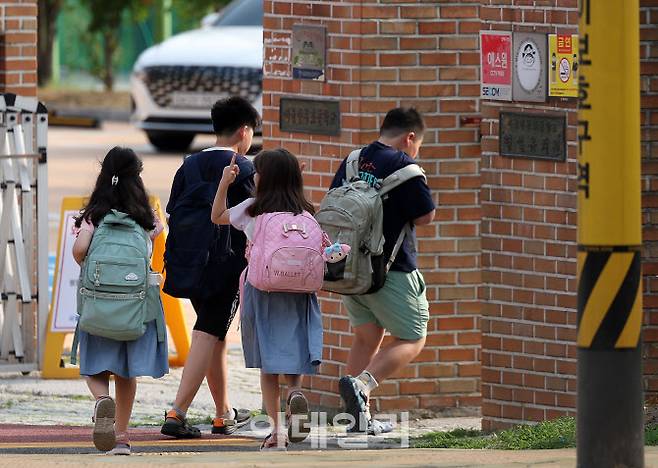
[{"left": 0, "top": 94, "right": 48, "bottom": 373}]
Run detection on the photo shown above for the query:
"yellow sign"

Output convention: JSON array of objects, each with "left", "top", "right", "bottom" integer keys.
[
  {"left": 548, "top": 34, "right": 579, "bottom": 98},
  {"left": 577, "top": 0, "right": 641, "bottom": 349},
  {"left": 577, "top": 8, "right": 640, "bottom": 246},
  {"left": 42, "top": 196, "right": 190, "bottom": 379}
]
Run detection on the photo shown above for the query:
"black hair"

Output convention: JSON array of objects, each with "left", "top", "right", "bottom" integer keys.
[
  {"left": 248, "top": 148, "right": 314, "bottom": 217},
  {"left": 380, "top": 107, "right": 425, "bottom": 138},
  {"left": 74, "top": 146, "right": 155, "bottom": 231},
  {"left": 211, "top": 96, "right": 261, "bottom": 136}
]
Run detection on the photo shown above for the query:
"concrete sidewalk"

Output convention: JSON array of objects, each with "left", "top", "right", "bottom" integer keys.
[{"left": 1, "top": 447, "right": 658, "bottom": 467}]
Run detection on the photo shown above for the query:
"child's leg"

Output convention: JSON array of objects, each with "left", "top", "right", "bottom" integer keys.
[
  {"left": 284, "top": 375, "right": 310, "bottom": 444},
  {"left": 171, "top": 330, "right": 218, "bottom": 414},
  {"left": 87, "top": 372, "right": 116, "bottom": 452},
  {"left": 114, "top": 375, "right": 137, "bottom": 439},
  {"left": 86, "top": 371, "right": 111, "bottom": 399},
  {"left": 260, "top": 372, "right": 281, "bottom": 432},
  {"left": 283, "top": 375, "right": 303, "bottom": 397},
  {"left": 206, "top": 339, "right": 231, "bottom": 417}
]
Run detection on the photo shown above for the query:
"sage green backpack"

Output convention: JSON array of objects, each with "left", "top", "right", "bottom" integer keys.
[{"left": 70, "top": 210, "right": 165, "bottom": 365}]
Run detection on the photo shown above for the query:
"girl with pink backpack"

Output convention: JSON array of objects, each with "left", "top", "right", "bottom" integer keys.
[{"left": 211, "top": 149, "right": 332, "bottom": 451}]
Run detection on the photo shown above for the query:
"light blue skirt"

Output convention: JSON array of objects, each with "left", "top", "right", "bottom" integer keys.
[
  {"left": 241, "top": 282, "right": 323, "bottom": 375},
  {"left": 78, "top": 318, "right": 169, "bottom": 379}
]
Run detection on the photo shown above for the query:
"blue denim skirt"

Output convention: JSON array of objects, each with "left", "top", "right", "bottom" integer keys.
[{"left": 241, "top": 282, "right": 323, "bottom": 375}]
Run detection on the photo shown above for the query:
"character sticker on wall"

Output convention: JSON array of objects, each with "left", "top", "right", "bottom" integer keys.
[
  {"left": 292, "top": 24, "right": 327, "bottom": 82},
  {"left": 512, "top": 32, "right": 547, "bottom": 102}
]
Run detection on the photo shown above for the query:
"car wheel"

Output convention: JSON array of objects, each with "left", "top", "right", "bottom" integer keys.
[{"left": 146, "top": 131, "right": 195, "bottom": 152}]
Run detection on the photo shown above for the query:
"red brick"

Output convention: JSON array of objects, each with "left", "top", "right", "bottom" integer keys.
[{"left": 440, "top": 6, "right": 478, "bottom": 19}]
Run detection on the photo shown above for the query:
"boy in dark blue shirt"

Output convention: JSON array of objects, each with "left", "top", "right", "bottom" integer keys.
[
  {"left": 162, "top": 97, "right": 258, "bottom": 438},
  {"left": 332, "top": 108, "right": 436, "bottom": 433}
]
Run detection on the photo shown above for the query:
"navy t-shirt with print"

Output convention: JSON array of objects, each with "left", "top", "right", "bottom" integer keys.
[
  {"left": 167, "top": 148, "right": 255, "bottom": 261},
  {"left": 330, "top": 141, "right": 435, "bottom": 273}
]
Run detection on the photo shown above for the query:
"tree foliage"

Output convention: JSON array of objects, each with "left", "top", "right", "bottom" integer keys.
[
  {"left": 172, "top": 0, "right": 231, "bottom": 26},
  {"left": 37, "top": 0, "right": 63, "bottom": 86},
  {"left": 79, "top": 0, "right": 152, "bottom": 90}
]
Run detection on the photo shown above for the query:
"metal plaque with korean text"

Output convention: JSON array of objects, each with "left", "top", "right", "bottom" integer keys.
[
  {"left": 499, "top": 112, "right": 566, "bottom": 161},
  {"left": 279, "top": 98, "right": 340, "bottom": 136}
]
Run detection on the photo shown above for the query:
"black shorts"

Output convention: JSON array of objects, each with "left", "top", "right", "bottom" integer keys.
[{"left": 190, "top": 289, "right": 239, "bottom": 340}]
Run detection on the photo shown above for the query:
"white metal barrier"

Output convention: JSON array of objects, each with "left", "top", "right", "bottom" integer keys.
[{"left": 0, "top": 93, "right": 48, "bottom": 373}]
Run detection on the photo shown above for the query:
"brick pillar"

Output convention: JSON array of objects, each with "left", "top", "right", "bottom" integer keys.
[
  {"left": 641, "top": 0, "right": 658, "bottom": 402},
  {"left": 479, "top": 1, "right": 579, "bottom": 430},
  {"left": 0, "top": 1, "right": 37, "bottom": 96},
  {"left": 262, "top": 0, "right": 482, "bottom": 413}
]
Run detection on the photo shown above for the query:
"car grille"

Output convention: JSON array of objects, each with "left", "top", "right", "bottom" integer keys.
[{"left": 142, "top": 66, "right": 262, "bottom": 108}]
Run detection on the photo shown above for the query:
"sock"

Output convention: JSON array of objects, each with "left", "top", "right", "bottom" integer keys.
[
  {"left": 171, "top": 405, "right": 186, "bottom": 420},
  {"left": 220, "top": 408, "right": 236, "bottom": 420},
  {"left": 357, "top": 370, "right": 379, "bottom": 393}
]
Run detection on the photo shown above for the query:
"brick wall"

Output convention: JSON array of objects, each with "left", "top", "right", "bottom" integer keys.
[
  {"left": 0, "top": 1, "right": 37, "bottom": 96},
  {"left": 641, "top": 0, "right": 658, "bottom": 402},
  {"left": 262, "top": 0, "right": 482, "bottom": 413},
  {"left": 479, "top": 0, "right": 579, "bottom": 430}
]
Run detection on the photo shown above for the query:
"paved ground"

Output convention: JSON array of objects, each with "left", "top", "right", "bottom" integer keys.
[
  {"left": 2, "top": 448, "right": 658, "bottom": 468},
  {"left": 0, "top": 347, "right": 261, "bottom": 427}
]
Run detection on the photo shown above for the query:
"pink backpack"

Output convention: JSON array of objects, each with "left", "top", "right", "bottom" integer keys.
[{"left": 246, "top": 211, "right": 326, "bottom": 293}]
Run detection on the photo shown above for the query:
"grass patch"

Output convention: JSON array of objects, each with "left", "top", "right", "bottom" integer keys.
[
  {"left": 414, "top": 417, "right": 576, "bottom": 450},
  {"left": 416, "top": 418, "right": 658, "bottom": 450},
  {"left": 646, "top": 425, "right": 658, "bottom": 446}
]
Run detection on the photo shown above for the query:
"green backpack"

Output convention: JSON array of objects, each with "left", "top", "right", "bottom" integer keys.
[{"left": 71, "top": 210, "right": 165, "bottom": 365}]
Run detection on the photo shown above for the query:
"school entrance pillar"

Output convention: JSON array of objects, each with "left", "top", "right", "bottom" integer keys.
[{"left": 262, "top": 1, "right": 483, "bottom": 414}]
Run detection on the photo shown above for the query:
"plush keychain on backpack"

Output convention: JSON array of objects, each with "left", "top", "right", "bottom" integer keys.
[
  {"left": 323, "top": 242, "right": 351, "bottom": 282},
  {"left": 323, "top": 242, "right": 351, "bottom": 263}
]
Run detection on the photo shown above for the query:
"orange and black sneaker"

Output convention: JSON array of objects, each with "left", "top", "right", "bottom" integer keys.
[
  {"left": 211, "top": 408, "right": 252, "bottom": 435},
  {"left": 161, "top": 410, "right": 202, "bottom": 439}
]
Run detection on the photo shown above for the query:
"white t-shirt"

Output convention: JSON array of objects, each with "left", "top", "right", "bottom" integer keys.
[{"left": 228, "top": 197, "right": 256, "bottom": 241}]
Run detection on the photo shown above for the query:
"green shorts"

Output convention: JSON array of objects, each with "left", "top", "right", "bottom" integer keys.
[{"left": 343, "top": 270, "right": 429, "bottom": 341}]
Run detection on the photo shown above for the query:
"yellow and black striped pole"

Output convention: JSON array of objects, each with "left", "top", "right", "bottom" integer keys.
[{"left": 578, "top": 1, "right": 643, "bottom": 466}]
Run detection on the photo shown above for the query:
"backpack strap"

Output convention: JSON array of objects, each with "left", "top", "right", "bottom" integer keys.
[
  {"left": 155, "top": 311, "right": 166, "bottom": 342},
  {"left": 380, "top": 163, "right": 427, "bottom": 272},
  {"left": 70, "top": 322, "right": 80, "bottom": 365},
  {"left": 379, "top": 163, "right": 426, "bottom": 197},
  {"left": 148, "top": 285, "right": 166, "bottom": 343},
  {"left": 345, "top": 148, "right": 363, "bottom": 181},
  {"left": 387, "top": 223, "right": 413, "bottom": 273}
]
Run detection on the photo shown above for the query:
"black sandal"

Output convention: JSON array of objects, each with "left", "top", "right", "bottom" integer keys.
[{"left": 161, "top": 410, "right": 202, "bottom": 439}]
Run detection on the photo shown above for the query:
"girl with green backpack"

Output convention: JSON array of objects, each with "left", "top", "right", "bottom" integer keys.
[{"left": 72, "top": 147, "right": 168, "bottom": 455}]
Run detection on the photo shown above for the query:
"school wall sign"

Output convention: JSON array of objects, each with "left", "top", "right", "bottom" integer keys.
[{"left": 480, "top": 31, "right": 513, "bottom": 101}]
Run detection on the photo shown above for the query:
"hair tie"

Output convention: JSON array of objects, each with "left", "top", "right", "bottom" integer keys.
[{"left": 111, "top": 175, "right": 119, "bottom": 186}]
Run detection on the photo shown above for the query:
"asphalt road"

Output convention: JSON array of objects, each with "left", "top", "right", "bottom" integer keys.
[{"left": 47, "top": 121, "right": 217, "bottom": 251}]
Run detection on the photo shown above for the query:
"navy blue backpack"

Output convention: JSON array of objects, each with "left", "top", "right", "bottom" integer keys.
[{"left": 163, "top": 155, "right": 246, "bottom": 299}]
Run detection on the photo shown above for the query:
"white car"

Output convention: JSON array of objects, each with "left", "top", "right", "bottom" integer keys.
[{"left": 131, "top": 0, "right": 263, "bottom": 151}]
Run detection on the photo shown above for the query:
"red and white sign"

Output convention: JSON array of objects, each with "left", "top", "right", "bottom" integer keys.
[{"left": 480, "top": 31, "right": 512, "bottom": 101}]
